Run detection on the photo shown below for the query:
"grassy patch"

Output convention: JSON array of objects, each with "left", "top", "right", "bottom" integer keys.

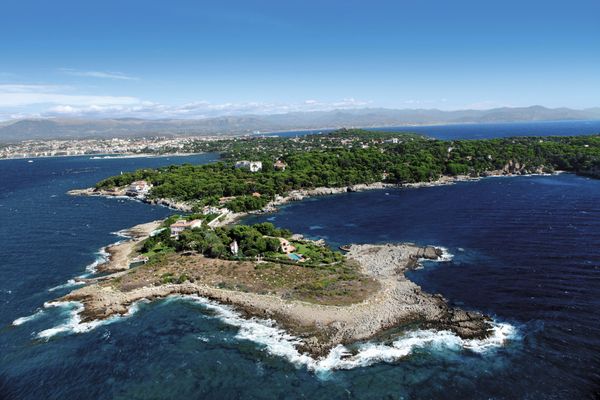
[{"left": 112, "top": 252, "right": 378, "bottom": 306}]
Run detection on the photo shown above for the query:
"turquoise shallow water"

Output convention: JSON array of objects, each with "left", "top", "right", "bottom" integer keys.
[{"left": 1, "top": 148, "right": 600, "bottom": 398}]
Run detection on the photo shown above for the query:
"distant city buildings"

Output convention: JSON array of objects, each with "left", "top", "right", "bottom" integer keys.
[{"left": 0, "top": 136, "right": 221, "bottom": 160}]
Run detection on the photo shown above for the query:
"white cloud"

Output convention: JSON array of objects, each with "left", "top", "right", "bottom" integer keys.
[
  {"left": 0, "top": 84, "right": 68, "bottom": 93},
  {"left": 0, "top": 82, "right": 372, "bottom": 120},
  {"left": 0, "top": 84, "right": 140, "bottom": 108},
  {"left": 60, "top": 68, "right": 138, "bottom": 81},
  {"left": 42, "top": 98, "right": 373, "bottom": 119}
]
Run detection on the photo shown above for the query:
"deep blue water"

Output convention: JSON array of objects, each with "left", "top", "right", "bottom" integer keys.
[
  {"left": 1, "top": 144, "right": 600, "bottom": 398},
  {"left": 246, "top": 175, "right": 600, "bottom": 398},
  {"left": 269, "top": 119, "right": 600, "bottom": 140}
]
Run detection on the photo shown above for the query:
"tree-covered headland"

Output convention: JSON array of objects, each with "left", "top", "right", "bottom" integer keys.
[{"left": 96, "top": 129, "right": 600, "bottom": 212}]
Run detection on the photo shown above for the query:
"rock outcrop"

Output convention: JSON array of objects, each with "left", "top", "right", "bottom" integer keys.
[{"left": 58, "top": 243, "right": 493, "bottom": 357}]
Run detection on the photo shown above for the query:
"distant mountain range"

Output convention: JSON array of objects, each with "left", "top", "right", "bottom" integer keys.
[{"left": 1, "top": 106, "right": 600, "bottom": 142}]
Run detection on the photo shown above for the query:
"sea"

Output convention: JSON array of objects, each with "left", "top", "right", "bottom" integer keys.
[
  {"left": 1, "top": 121, "right": 599, "bottom": 399},
  {"left": 267, "top": 119, "right": 600, "bottom": 140}
]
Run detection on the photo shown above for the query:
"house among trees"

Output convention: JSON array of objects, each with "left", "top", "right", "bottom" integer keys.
[
  {"left": 278, "top": 238, "right": 296, "bottom": 253},
  {"left": 169, "top": 219, "right": 203, "bottom": 238},
  {"left": 273, "top": 160, "right": 287, "bottom": 171},
  {"left": 202, "top": 205, "right": 221, "bottom": 215},
  {"left": 126, "top": 180, "right": 152, "bottom": 197},
  {"left": 129, "top": 255, "right": 149, "bottom": 267},
  {"left": 219, "top": 196, "right": 236, "bottom": 205},
  {"left": 234, "top": 160, "right": 262, "bottom": 172}
]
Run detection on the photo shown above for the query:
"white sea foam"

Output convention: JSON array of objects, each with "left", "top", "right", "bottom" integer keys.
[
  {"left": 48, "top": 279, "right": 84, "bottom": 292},
  {"left": 111, "top": 228, "right": 132, "bottom": 239},
  {"left": 83, "top": 229, "right": 134, "bottom": 274},
  {"left": 85, "top": 247, "right": 110, "bottom": 274},
  {"left": 31, "top": 293, "right": 517, "bottom": 372},
  {"left": 181, "top": 295, "right": 518, "bottom": 374},
  {"left": 432, "top": 246, "right": 454, "bottom": 262},
  {"left": 36, "top": 300, "right": 142, "bottom": 340},
  {"left": 26, "top": 293, "right": 512, "bottom": 370},
  {"left": 12, "top": 309, "right": 45, "bottom": 326},
  {"left": 309, "top": 322, "right": 517, "bottom": 373},
  {"left": 412, "top": 247, "right": 454, "bottom": 270}
]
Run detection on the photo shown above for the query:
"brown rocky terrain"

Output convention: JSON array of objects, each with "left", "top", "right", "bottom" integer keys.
[{"left": 59, "top": 242, "right": 492, "bottom": 357}]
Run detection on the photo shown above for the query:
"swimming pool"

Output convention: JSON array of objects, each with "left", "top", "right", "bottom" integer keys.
[{"left": 287, "top": 253, "right": 302, "bottom": 261}]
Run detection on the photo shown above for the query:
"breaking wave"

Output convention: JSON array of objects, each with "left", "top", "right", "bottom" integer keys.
[
  {"left": 36, "top": 300, "right": 142, "bottom": 340},
  {"left": 31, "top": 293, "right": 517, "bottom": 373},
  {"left": 82, "top": 227, "right": 137, "bottom": 275},
  {"left": 12, "top": 309, "right": 45, "bottom": 326},
  {"left": 85, "top": 247, "right": 110, "bottom": 274},
  {"left": 433, "top": 246, "right": 454, "bottom": 262},
  {"left": 181, "top": 295, "right": 518, "bottom": 375},
  {"left": 48, "top": 279, "right": 84, "bottom": 292}
]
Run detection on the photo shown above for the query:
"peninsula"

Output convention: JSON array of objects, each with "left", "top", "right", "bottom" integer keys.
[{"left": 60, "top": 129, "right": 600, "bottom": 356}]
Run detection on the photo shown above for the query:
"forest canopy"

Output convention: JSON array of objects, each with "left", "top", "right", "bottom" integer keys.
[{"left": 96, "top": 130, "right": 600, "bottom": 211}]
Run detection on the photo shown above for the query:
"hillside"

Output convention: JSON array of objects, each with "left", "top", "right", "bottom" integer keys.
[{"left": 2, "top": 106, "right": 600, "bottom": 142}]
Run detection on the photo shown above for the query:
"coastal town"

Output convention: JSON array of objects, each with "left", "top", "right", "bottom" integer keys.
[
  {"left": 0, "top": 129, "right": 423, "bottom": 160},
  {"left": 0, "top": 135, "right": 223, "bottom": 159}
]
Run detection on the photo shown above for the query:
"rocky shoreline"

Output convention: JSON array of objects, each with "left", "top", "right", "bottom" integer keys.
[
  {"left": 68, "top": 169, "right": 563, "bottom": 227},
  {"left": 67, "top": 188, "right": 194, "bottom": 212},
  {"left": 93, "top": 221, "right": 162, "bottom": 274},
  {"left": 58, "top": 243, "right": 493, "bottom": 357},
  {"left": 58, "top": 167, "right": 555, "bottom": 356}
]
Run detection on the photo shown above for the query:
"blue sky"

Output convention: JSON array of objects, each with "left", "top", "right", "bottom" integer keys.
[{"left": 0, "top": 0, "right": 599, "bottom": 120}]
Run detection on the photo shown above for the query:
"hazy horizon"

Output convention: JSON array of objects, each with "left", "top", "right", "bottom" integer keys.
[{"left": 1, "top": 104, "right": 600, "bottom": 123}]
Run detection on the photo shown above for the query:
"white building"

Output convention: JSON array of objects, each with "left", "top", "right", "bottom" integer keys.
[
  {"left": 126, "top": 180, "right": 152, "bottom": 196},
  {"left": 202, "top": 206, "right": 222, "bottom": 215},
  {"left": 235, "top": 160, "right": 262, "bottom": 172},
  {"left": 169, "top": 219, "right": 203, "bottom": 237}
]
